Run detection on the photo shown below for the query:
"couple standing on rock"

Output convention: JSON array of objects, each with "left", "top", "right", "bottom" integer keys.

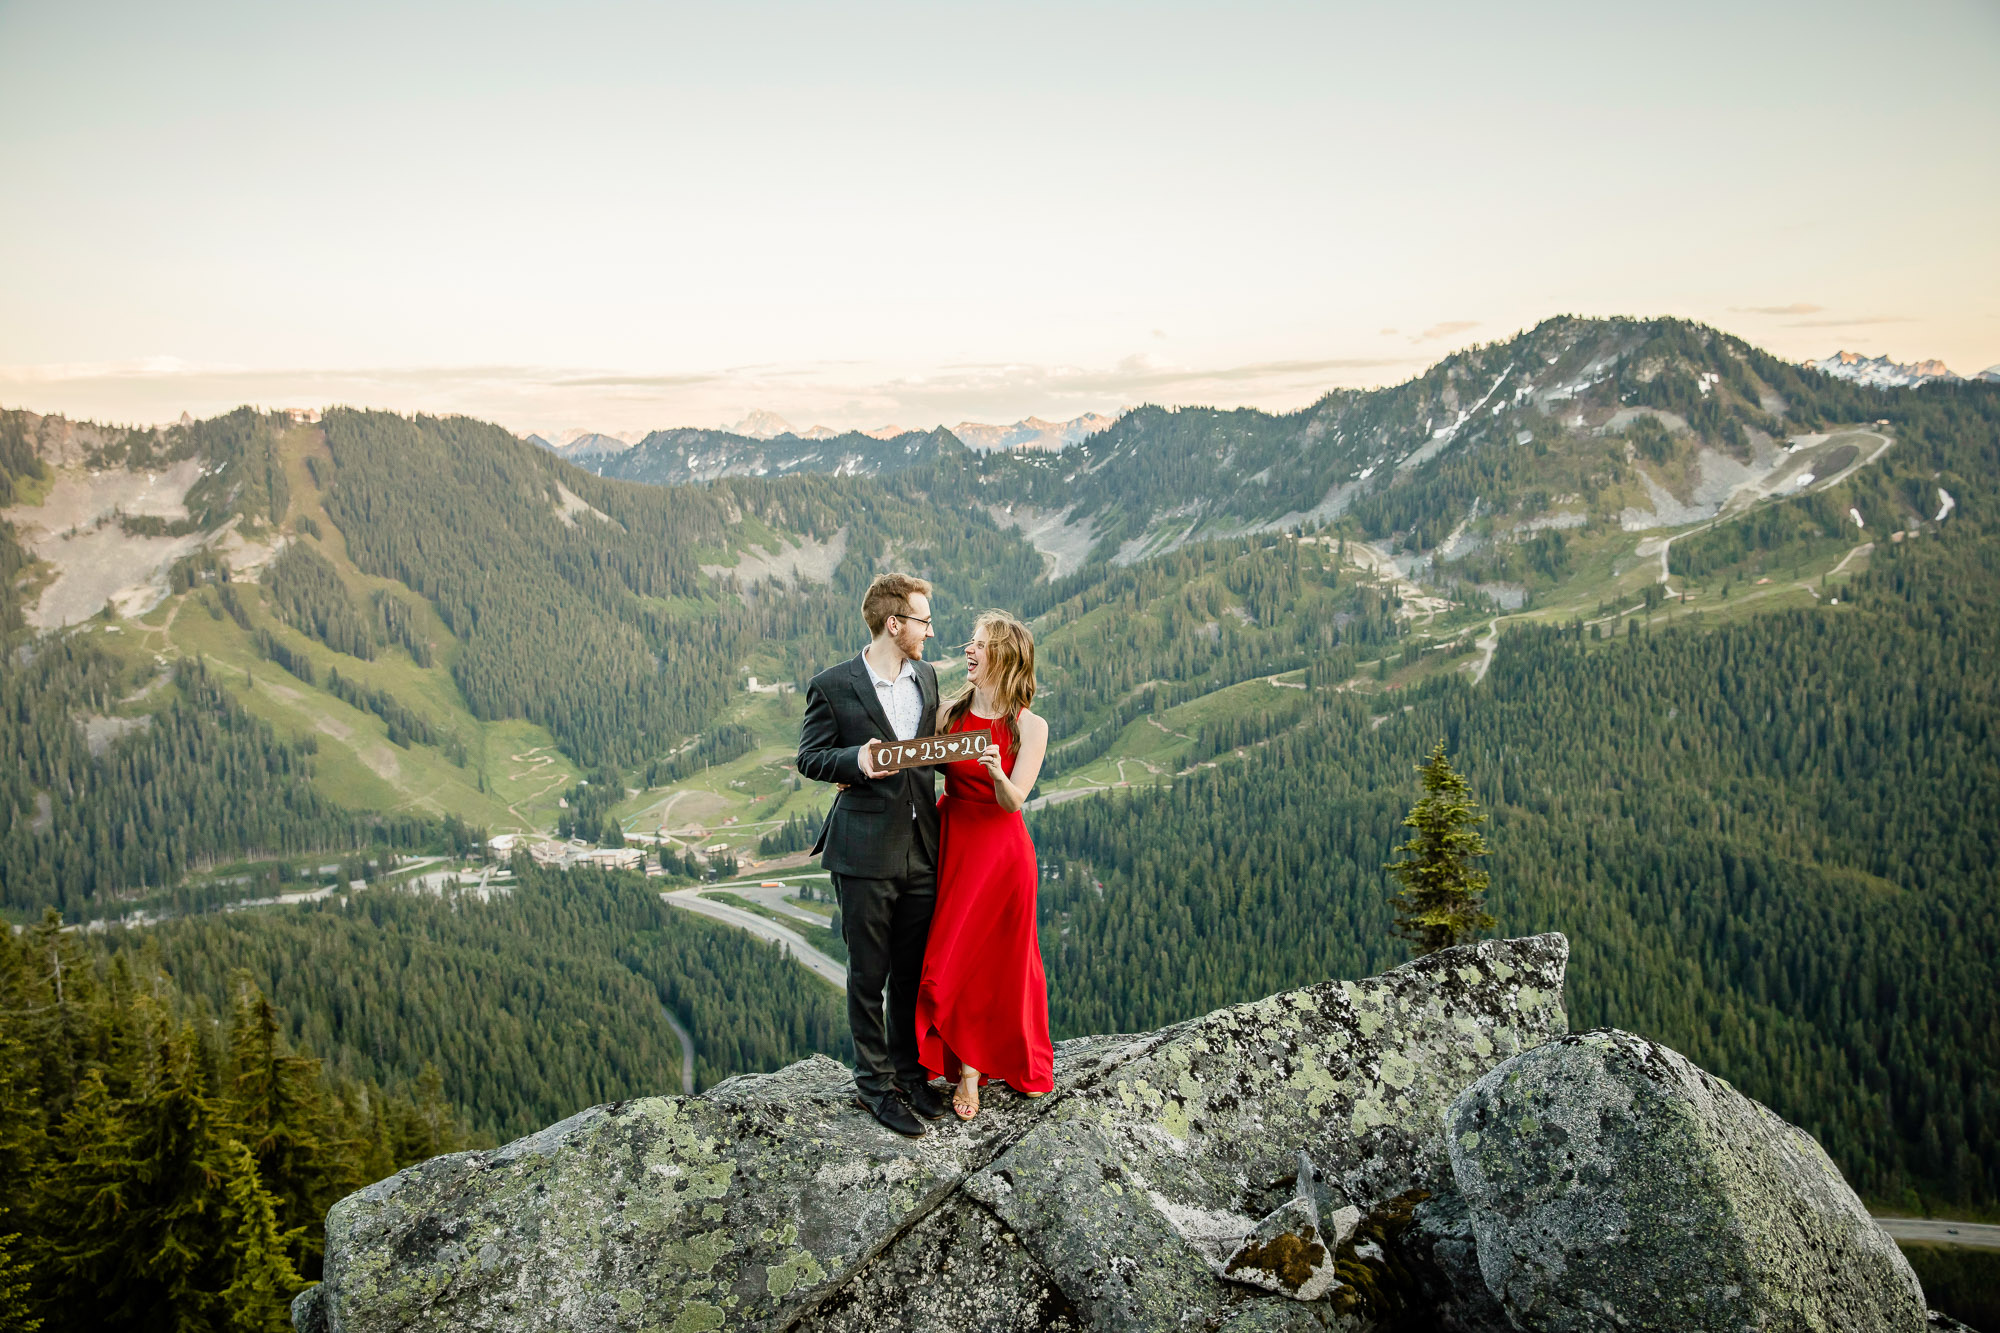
[{"left": 795, "top": 573, "right": 1056, "bottom": 1137}]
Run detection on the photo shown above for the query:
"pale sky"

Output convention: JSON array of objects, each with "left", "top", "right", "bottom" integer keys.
[{"left": 3, "top": 0, "right": 1996, "bottom": 439}]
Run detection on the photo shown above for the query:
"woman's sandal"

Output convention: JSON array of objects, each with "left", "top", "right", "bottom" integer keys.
[{"left": 953, "top": 1077, "right": 980, "bottom": 1121}]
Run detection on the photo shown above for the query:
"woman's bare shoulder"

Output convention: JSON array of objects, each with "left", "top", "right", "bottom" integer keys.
[{"left": 1018, "top": 708, "right": 1050, "bottom": 739}]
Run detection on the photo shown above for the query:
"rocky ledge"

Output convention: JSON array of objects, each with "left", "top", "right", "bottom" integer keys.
[{"left": 296, "top": 935, "right": 1943, "bottom": 1332}]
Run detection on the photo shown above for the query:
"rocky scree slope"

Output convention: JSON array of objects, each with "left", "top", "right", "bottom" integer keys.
[{"left": 297, "top": 934, "right": 1938, "bottom": 1332}]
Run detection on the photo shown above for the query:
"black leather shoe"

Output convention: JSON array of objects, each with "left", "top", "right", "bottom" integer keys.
[
  {"left": 854, "top": 1091, "right": 927, "bottom": 1138},
  {"left": 898, "top": 1078, "right": 948, "bottom": 1120}
]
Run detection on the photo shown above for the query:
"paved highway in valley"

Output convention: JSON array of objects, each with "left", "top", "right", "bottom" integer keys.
[
  {"left": 662, "top": 886, "right": 848, "bottom": 990},
  {"left": 1872, "top": 1216, "right": 2000, "bottom": 1250}
]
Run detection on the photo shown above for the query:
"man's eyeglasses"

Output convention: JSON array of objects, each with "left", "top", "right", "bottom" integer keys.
[{"left": 891, "top": 610, "right": 932, "bottom": 628}]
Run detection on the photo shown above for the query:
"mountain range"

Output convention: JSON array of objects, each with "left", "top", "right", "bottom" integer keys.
[
  {"left": 529, "top": 410, "right": 1121, "bottom": 474},
  {"left": 523, "top": 429, "right": 638, "bottom": 461},
  {"left": 1809, "top": 349, "right": 2000, "bottom": 389},
  {"left": 1, "top": 314, "right": 1996, "bottom": 1272},
  {"left": 718, "top": 409, "right": 1118, "bottom": 450}
]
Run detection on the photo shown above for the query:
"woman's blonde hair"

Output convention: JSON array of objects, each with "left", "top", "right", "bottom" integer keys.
[{"left": 943, "top": 611, "right": 1036, "bottom": 750}]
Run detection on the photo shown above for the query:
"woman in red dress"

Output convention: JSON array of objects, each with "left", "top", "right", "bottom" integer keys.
[{"left": 915, "top": 610, "right": 1054, "bottom": 1119}]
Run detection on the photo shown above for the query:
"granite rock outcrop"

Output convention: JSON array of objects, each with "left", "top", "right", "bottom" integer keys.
[
  {"left": 1446, "top": 1028, "right": 1928, "bottom": 1332},
  {"left": 296, "top": 934, "right": 1937, "bottom": 1332}
]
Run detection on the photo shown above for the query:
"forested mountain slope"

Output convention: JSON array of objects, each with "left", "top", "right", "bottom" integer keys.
[
  {"left": 0, "top": 406, "right": 1044, "bottom": 918},
  {"left": 952, "top": 316, "right": 1927, "bottom": 566},
  {"left": 582, "top": 424, "right": 960, "bottom": 486},
  {"left": 1028, "top": 380, "right": 2000, "bottom": 1214},
  {"left": 100, "top": 861, "right": 848, "bottom": 1138},
  {"left": 3, "top": 318, "right": 1996, "bottom": 1235}
]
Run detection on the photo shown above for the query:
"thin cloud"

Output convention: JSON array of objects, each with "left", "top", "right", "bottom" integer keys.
[
  {"left": 1784, "top": 314, "right": 1915, "bottom": 328},
  {"left": 887, "top": 354, "right": 1417, "bottom": 404},
  {"left": 547, "top": 371, "right": 724, "bottom": 389},
  {"left": 0, "top": 351, "right": 1428, "bottom": 438},
  {"left": 1412, "top": 321, "right": 1478, "bottom": 343},
  {"left": 1731, "top": 303, "right": 1824, "bottom": 316}
]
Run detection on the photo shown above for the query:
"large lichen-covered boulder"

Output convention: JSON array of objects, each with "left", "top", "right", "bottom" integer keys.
[
  {"left": 293, "top": 1053, "right": 1058, "bottom": 1333},
  {"left": 1446, "top": 1028, "right": 1928, "bottom": 1333},
  {"left": 299, "top": 934, "right": 1570, "bottom": 1332},
  {"left": 949, "top": 933, "right": 1571, "bottom": 1331}
]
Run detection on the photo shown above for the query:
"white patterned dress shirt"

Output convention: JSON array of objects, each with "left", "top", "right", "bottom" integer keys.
[{"left": 861, "top": 650, "right": 922, "bottom": 742}]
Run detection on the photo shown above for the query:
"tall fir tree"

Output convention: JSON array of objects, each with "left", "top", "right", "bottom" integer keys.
[
  {"left": 1384, "top": 742, "right": 1496, "bottom": 955},
  {"left": 224, "top": 978, "right": 343, "bottom": 1277},
  {"left": 35, "top": 1024, "right": 302, "bottom": 1332},
  {"left": 0, "top": 1207, "right": 37, "bottom": 1333},
  {"left": 213, "top": 1140, "right": 306, "bottom": 1333}
]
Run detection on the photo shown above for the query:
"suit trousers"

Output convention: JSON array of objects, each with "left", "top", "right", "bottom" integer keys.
[{"left": 834, "top": 852, "right": 936, "bottom": 1097}]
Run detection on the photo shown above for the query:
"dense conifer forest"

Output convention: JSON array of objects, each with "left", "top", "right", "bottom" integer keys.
[
  {"left": 1030, "top": 382, "right": 2000, "bottom": 1214},
  {"left": 103, "top": 862, "right": 847, "bottom": 1135},
  {"left": 0, "top": 647, "right": 480, "bottom": 918},
  {"left": 0, "top": 912, "right": 476, "bottom": 1330},
  {"left": 0, "top": 866, "right": 847, "bottom": 1328}
]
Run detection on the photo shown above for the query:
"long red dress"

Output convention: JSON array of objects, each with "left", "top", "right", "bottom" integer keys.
[{"left": 915, "top": 710, "right": 1055, "bottom": 1094}]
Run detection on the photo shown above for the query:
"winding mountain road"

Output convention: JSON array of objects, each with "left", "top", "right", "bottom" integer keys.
[
  {"left": 658, "top": 1004, "right": 696, "bottom": 1095},
  {"left": 662, "top": 887, "right": 848, "bottom": 990},
  {"left": 1468, "top": 617, "right": 1505, "bottom": 686}
]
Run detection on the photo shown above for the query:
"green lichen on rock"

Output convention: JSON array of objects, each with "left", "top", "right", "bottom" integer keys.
[
  {"left": 293, "top": 936, "right": 1910, "bottom": 1332},
  {"left": 1447, "top": 1028, "right": 1929, "bottom": 1332},
  {"left": 302, "top": 936, "right": 1574, "bottom": 1333},
  {"left": 300, "top": 1055, "right": 1047, "bottom": 1332},
  {"left": 920, "top": 934, "right": 1572, "bottom": 1331}
]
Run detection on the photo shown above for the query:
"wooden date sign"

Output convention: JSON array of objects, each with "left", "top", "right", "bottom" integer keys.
[{"left": 867, "top": 732, "right": 988, "bottom": 772}]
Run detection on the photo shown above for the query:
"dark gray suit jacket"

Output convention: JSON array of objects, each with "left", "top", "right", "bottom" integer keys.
[{"left": 796, "top": 653, "right": 942, "bottom": 878}]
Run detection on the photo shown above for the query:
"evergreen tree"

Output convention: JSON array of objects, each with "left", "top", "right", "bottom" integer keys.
[
  {"left": 34, "top": 1026, "right": 303, "bottom": 1331},
  {"left": 223, "top": 980, "right": 340, "bottom": 1274},
  {"left": 213, "top": 1141, "right": 306, "bottom": 1333},
  {"left": 0, "top": 1207, "right": 37, "bottom": 1333},
  {"left": 1384, "top": 742, "right": 1496, "bottom": 955}
]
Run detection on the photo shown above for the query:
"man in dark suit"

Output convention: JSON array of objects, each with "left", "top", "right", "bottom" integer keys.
[{"left": 796, "top": 572, "right": 949, "bottom": 1137}]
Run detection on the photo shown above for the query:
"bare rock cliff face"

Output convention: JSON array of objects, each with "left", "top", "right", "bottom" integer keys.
[{"left": 295, "top": 935, "right": 1930, "bottom": 1332}]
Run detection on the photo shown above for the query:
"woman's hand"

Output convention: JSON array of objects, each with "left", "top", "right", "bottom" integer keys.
[
  {"left": 990, "top": 713, "right": 1048, "bottom": 814},
  {"left": 977, "top": 747, "right": 1006, "bottom": 781}
]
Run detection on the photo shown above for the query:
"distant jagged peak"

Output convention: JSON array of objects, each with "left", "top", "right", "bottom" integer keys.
[
  {"left": 523, "top": 429, "right": 637, "bottom": 457},
  {"left": 950, "top": 410, "right": 1123, "bottom": 453},
  {"left": 727, "top": 410, "right": 797, "bottom": 439},
  {"left": 714, "top": 410, "right": 1122, "bottom": 449},
  {"left": 1808, "top": 350, "right": 1961, "bottom": 388},
  {"left": 1978, "top": 364, "right": 2000, "bottom": 384}
]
